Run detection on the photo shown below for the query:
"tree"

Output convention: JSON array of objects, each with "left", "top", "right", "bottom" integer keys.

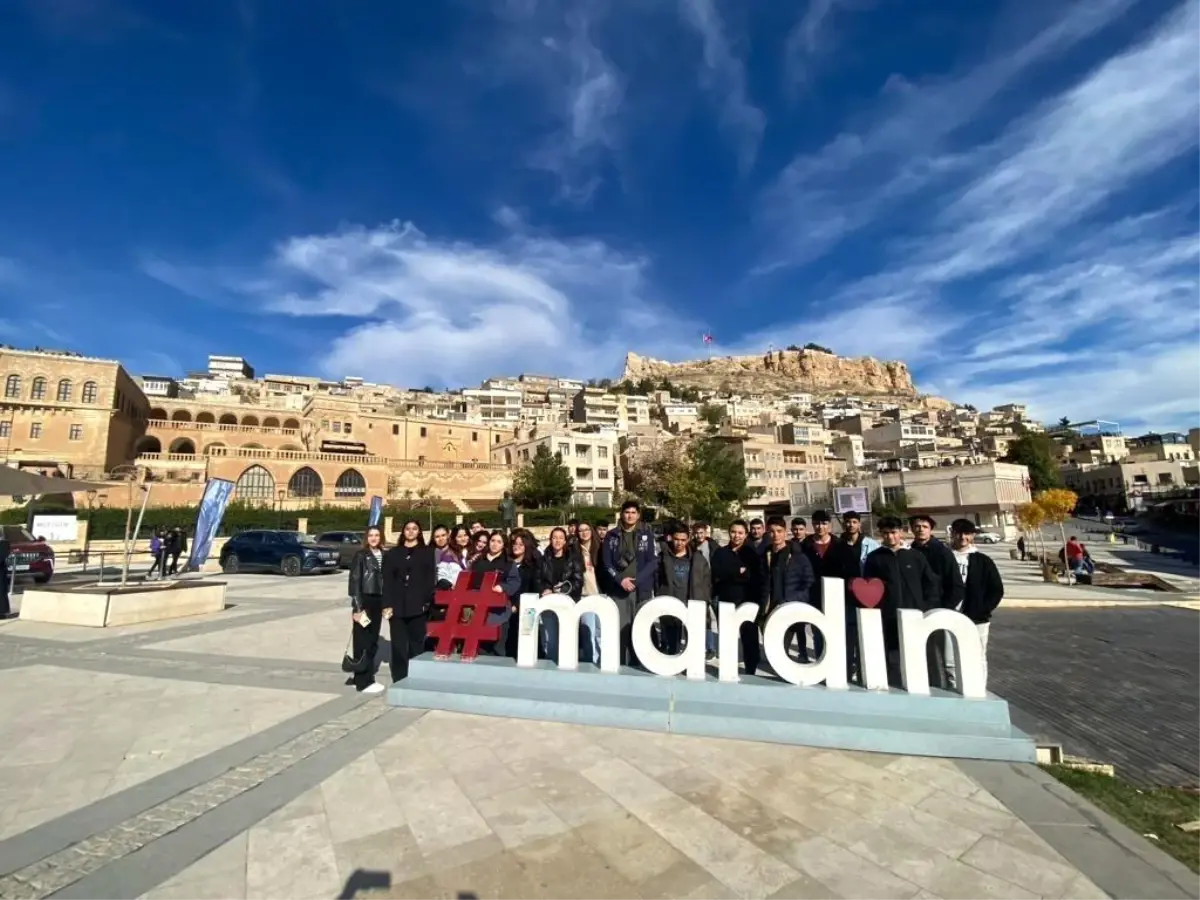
[
  {"left": 871, "top": 491, "right": 911, "bottom": 520},
  {"left": 1036, "top": 488, "right": 1079, "bottom": 585},
  {"left": 1002, "top": 432, "right": 1063, "bottom": 492},
  {"left": 803, "top": 342, "right": 834, "bottom": 354},
  {"left": 408, "top": 487, "right": 441, "bottom": 531},
  {"left": 697, "top": 402, "right": 725, "bottom": 429},
  {"left": 664, "top": 437, "right": 759, "bottom": 522},
  {"left": 1057, "top": 416, "right": 1071, "bottom": 429},
  {"left": 785, "top": 404, "right": 805, "bottom": 418},
  {"left": 1013, "top": 501, "right": 1047, "bottom": 562},
  {"left": 511, "top": 445, "right": 573, "bottom": 509}
]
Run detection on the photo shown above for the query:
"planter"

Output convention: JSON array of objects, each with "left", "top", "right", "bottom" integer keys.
[
  {"left": 18, "top": 580, "right": 227, "bottom": 627},
  {"left": 1041, "top": 563, "right": 1059, "bottom": 584}
]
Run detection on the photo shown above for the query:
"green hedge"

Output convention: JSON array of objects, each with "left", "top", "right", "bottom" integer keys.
[{"left": 0, "top": 503, "right": 616, "bottom": 540}]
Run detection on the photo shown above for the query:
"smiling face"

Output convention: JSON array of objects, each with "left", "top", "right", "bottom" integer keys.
[
  {"left": 454, "top": 528, "right": 470, "bottom": 549},
  {"left": 577, "top": 523, "right": 592, "bottom": 544},
  {"left": 728, "top": 523, "right": 747, "bottom": 548},
  {"left": 365, "top": 527, "right": 382, "bottom": 548}
]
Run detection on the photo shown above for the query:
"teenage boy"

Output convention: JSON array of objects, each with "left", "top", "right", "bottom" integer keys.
[
  {"left": 601, "top": 501, "right": 658, "bottom": 666},
  {"left": 909, "top": 513, "right": 963, "bottom": 686},
  {"left": 862, "top": 516, "right": 943, "bottom": 688},
  {"left": 948, "top": 519, "right": 1004, "bottom": 690},
  {"left": 790, "top": 517, "right": 807, "bottom": 548},
  {"left": 655, "top": 521, "right": 712, "bottom": 655},
  {"left": 840, "top": 511, "right": 879, "bottom": 564},
  {"left": 799, "top": 510, "right": 861, "bottom": 671},
  {"left": 761, "top": 515, "right": 814, "bottom": 665}
]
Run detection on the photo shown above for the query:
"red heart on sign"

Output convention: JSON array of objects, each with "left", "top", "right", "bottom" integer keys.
[{"left": 850, "top": 578, "right": 885, "bottom": 609}]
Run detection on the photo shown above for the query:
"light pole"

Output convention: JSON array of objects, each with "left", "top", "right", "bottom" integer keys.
[
  {"left": 84, "top": 489, "right": 96, "bottom": 574},
  {"left": 276, "top": 489, "right": 286, "bottom": 529}
]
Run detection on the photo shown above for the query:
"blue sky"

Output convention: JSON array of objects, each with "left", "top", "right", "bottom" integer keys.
[{"left": 0, "top": 0, "right": 1197, "bottom": 432}]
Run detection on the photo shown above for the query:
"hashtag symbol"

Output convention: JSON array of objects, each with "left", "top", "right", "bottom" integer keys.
[{"left": 425, "top": 571, "right": 512, "bottom": 661}]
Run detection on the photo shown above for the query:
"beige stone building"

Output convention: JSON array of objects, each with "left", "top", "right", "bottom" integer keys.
[
  {"left": 714, "top": 427, "right": 844, "bottom": 515},
  {"left": 1, "top": 348, "right": 515, "bottom": 513},
  {"left": 493, "top": 427, "right": 617, "bottom": 507},
  {"left": 571, "top": 388, "right": 621, "bottom": 429},
  {"left": 1061, "top": 458, "right": 1199, "bottom": 511},
  {"left": 1125, "top": 432, "right": 1194, "bottom": 463},
  {"left": 875, "top": 462, "right": 1032, "bottom": 538},
  {"left": 1, "top": 347, "right": 150, "bottom": 479}
]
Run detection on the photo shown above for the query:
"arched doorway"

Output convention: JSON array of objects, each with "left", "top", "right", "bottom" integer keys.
[
  {"left": 168, "top": 437, "right": 197, "bottom": 455},
  {"left": 334, "top": 468, "right": 367, "bottom": 498},
  {"left": 235, "top": 465, "right": 275, "bottom": 501},
  {"left": 196, "top": 411, "right": 216, "bottom": 424},
  {"left": 242, "top": 415, "right": 259, "bottom": 427},
  {"left": 219, "top": 413, "right": 238, "bottom": 425},
  {"left": 287, "top": 467, "right": 324, "bottom": 499},
  {"left": 149, "top": 407, "right": 168, "bottom": 420},
  {"left": 171, "top": 409, "right": 192, "bottom": 422},
  {"left": 133, "top": 435, "right": 162, "bottom": 456},
  {"left": 263, "top": 416, "right": 280, "bottom": 428}
]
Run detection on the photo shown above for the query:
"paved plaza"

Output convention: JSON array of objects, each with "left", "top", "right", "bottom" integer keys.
[{"left": 0, "top": 568, "right": 1195, "bottom": 899}]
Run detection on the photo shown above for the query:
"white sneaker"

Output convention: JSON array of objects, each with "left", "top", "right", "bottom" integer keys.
[{"left": 359, "top": 683, "right": 384, "bottom": 695}]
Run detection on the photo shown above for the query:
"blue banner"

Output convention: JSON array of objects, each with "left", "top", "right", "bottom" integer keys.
[
  {"left": 368, "top": 495, "right": 383, "bottom": 527},
  {"left": 187, "top": 478, "right": 236, "bottom": 572}
]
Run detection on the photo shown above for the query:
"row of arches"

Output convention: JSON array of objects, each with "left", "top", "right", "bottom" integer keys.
[
  {"left": 134, "top": 436, "right": 306, "bottom": 456},
  {"left": 4, "top": 374, "right": 99, "bottom": 404},
  {"left": 234, "top": 465, "right": 368, "bottom": 501},
  {"left": 148, "top": 409, "right": 301, "bottom": 429}
]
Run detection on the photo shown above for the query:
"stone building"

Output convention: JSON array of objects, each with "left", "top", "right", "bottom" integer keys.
[
  {"left": 492, "top": 427, "right": 618, "bottom": 507},
  {"left": 874, "top": 462, "right": 1032, "bottom": 538},
  {"left": 0, "top": 347, "right": 150, "bottom": 479}
]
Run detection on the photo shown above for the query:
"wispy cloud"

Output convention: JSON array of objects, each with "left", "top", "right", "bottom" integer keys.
[
  {"left": 229, "top": 217, "right": 697, "bottom": 387},
  {"left": 783, "top": 0, "right": 861, "bottom": 91},
  {"left": 756, "top": 0, "right": 1139, "bottom": 271},
  {"left": 677, "top": 0, "right": 765, "bottom": 172}
]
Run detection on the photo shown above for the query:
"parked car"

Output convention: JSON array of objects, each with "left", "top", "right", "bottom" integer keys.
[
  {"left": 1, "top": 526, "right": 55, "bottom": 583},
  {"left": 975, "top": 532, "right": 1002, "bottom": 544},
  {"left": 315, "top": 531, "right": 365, "bottom": 568},
  {"left": 219, "top": 530, "right": 340, "bottom": 576}
]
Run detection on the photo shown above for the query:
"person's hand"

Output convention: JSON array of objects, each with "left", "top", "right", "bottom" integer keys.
[
  {"left": 541, "top": 589, "right": 551, "bottom": 596},
  {"left": 620, "top": 577, "right": 635, "bottom": 592},
  {"left": 739, "top": 567, "right": 746, "bottom": 575},
  {"left": 352, "top": 610, "right": 363, "bottom": 625},
  {"left": 382, "top": 607, "right": 393, "bottom": 620},
  {"left": 492, "top": 584, "right": 504, "bottom": 593}
]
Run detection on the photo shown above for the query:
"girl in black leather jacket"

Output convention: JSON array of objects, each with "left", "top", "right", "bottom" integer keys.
[{"left": 347, "top": 526, "right": 387, "bottom": 694}]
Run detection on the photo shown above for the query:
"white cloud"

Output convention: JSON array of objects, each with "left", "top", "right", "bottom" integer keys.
[
  {"left": 677, "top": 0, "right": 766, "bottom": 172},
  {"left": 756, "top": 0, "right": 1139, "bottom": 271},
  {"left": 241, "top": 219, "right": 697, "bottom": 387},
  {"left": 783, "top": 0, "right": 861, "bottom": 91}
]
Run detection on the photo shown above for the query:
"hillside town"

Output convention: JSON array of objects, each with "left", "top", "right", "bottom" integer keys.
[{"left": 1, "top": 344, "right": 1197, "bottom": 538}]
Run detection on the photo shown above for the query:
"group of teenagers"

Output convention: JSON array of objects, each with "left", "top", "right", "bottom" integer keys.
[{"left": 344, "top": 501, "right": 1004, "bottom": 697}]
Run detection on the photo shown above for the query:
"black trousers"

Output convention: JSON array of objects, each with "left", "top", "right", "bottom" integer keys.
[
  {"left": 147, "top": 551, "right": 166, "bottom": 577},
  {"left": 0, "top": 568, "right": 10, "bottom": 617},
  {"left": 351, "top": 596, "right": 387, "bottom": 689},
  {"left": 391, "top": 612, "right": 430, "bottom": 682},
  {"left": 167, "top": 551, "right": 182, "bottom": 575},
  {"left": 740, "top": 621, "right": 762, "bottom": 675}
]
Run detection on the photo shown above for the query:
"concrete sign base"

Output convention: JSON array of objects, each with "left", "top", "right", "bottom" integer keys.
[{"left": 388, "top": 654, "right": 1036, "bottom": 763}]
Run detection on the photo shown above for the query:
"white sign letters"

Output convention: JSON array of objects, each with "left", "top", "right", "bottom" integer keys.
[{"left": 516, "top": 576, "right": 988, "bottom": 699}]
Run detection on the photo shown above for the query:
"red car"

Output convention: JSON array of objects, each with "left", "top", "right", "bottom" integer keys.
[{"left": 2, "top": 526, "right": 55, "bottom": 584}]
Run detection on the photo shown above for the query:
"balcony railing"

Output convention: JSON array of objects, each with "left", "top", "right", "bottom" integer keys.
[
  {"left": 134, "top": 446, "right": 511, "bottom": 471},
  {"left": 147, "top": 418, "right": 300, "bottom": 436}
]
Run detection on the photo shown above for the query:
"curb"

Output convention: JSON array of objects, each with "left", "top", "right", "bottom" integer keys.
[{"left": 1005, "top": 597, "right": 1200, "bottom": 609}]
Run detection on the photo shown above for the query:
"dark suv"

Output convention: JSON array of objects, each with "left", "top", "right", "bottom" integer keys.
[
  {"left": 315, "top": 531, "right": 365, "bottom": 568},
  {"left": 219, "top": 530, "right": 340, "bottom": 577},
  {"left": 2, "top": 526, "right": 55, "bottom": 584}
]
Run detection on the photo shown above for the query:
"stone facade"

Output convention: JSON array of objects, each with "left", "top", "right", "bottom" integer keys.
[
  {"left": 2, "top": 349, "right": 515, "bottom": 512},
  {"left": 0, "top": 348, "right": 150, "bottom": 478}
]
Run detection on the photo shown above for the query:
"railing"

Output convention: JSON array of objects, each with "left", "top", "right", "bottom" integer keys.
[
  {"left": 133, "top": 447, "right": 512, "bottom": 471},
  {"left": 147, "top": 418, "right": 300, "bottom": 436}
]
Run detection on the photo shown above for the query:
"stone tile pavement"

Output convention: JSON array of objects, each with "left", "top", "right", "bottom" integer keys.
[
  {"left": 139, "top": 711, "right": 1106, "bottom": 900},
  {"left": 0, "top": 572, "right": 1192, "bottom": 899}
]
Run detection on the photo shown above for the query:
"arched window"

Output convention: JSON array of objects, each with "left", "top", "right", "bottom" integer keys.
[
  {"left": 263, "top": 417, "right": 280, "bottom": 428},
  {"left": 282, "top": 418, "right": 301, "bottom": 430},
  {"left": 196, "top": 411, "right": 216, "bottom": 424},
  {"left": 334, "top": 468, "right": 367, "bottom": 498},
  {"left": 242, "top": 415, "right": 259, "bottom": 427},
  {"left": 149, "top": 407, "right": 168, "bottom": 420},
  {"left": 169, "top": 437, "right": 196, "bottom": 455},
  {"left": 219, "top": 413, "right": 238, "bottom": 425},
  {"left": 82, "top": 381, "right": 98, "bottom": 403},
  {"left": 30, "top": 377, "right": 46, "bottom": 400},
  {"left": 4, "top": 374, "right": 20, "bottom": 398},
  {"left": 56, "top": 379, "right": 72, "bottom": 402},
  {"left": 235, "top": 465, "right": 275, "bottom": 501},
  {"left": 287, "top": 467, "right": 324, "bottom": 499},
  {"left": 171, "top": 409, "right": 192, "bottom": 422},
  {"left": 133, "top": 435, "right": 162, "bottom": 456}
]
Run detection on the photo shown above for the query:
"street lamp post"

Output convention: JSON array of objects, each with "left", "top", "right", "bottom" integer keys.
[{"left": 277, "top": 489, "right": 286, "bottom": 529}]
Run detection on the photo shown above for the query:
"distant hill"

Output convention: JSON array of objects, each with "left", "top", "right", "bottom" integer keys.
[{"left": 622, "top": 348, "right": 947, "bottom": 404}]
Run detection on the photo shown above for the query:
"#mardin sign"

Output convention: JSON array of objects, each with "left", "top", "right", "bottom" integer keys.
[{"left": 513, "top": 576, "right": 987, "bottom": 700}]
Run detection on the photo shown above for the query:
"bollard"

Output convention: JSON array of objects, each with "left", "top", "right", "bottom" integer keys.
[{"left": 97, "top": 551, "right": 105, "bottom": 584}]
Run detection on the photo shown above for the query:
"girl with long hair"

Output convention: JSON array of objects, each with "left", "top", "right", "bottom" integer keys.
[
  {"left": 347, "top": 525, "right": 388, "bottom": 694},
  {"left": 506, "top": 530, "right": 541, "bottom": 658},
  {"left": 381, "top": 519, "right": 436, "bottom": 681},
  {"left": 470, "top": 530, "right": 518, "bottom": 655}
]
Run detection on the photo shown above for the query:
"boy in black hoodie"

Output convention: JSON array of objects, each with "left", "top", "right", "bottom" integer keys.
[
  {"left": 948, "top": 519, "right": 1004, "bottom": 690},
  {"left": 862, "top": 516, "right": 946, "bottom": 689}
]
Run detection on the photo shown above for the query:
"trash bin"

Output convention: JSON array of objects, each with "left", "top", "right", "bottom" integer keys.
[{"left": 1009, "top": 548, "right": 1019, "bottom": 560}]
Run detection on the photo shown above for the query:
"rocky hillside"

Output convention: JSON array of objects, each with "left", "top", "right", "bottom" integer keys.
[{"left": 622, "top": 349, "right": 922, "bottom": 398}]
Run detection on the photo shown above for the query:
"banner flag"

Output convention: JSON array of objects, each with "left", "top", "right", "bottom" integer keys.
[
  {"left": 186, "top": 478, "right": 236, "bottom": 572},
  {"left": 368, "top": 495, "right": 384, "bottom": 527}
]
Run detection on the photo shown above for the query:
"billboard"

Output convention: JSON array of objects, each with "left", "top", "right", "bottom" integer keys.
[
  {"left": 833, "top": 486, "right": 870, "bottom": 516},
  {"left": 186, "top": 478, "right": 236, "bottom": 572}
]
